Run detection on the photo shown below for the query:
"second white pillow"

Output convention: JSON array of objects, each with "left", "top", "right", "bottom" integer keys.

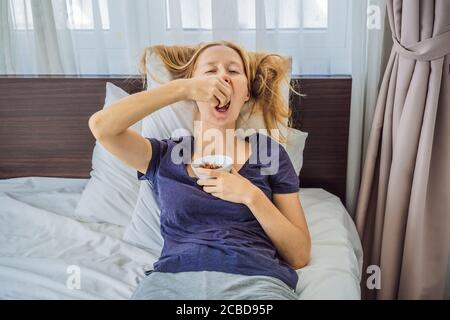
[{"left": 74, "top": 82, "right": 142, "bottom": 226}]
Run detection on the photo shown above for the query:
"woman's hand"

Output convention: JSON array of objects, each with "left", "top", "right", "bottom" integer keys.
[
  {"left": 196, "top": 167, "right": 260, "bottom": 205},
  {"left": 183, "top": 76, "right": 232, "bottom": 108}
]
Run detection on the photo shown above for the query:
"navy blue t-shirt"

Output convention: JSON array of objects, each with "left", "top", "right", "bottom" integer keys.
[{"left": 137, "top": 133, "right": 300, "bottom": 290}]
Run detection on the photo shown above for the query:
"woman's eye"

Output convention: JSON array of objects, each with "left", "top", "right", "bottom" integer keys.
[{"left": 205, "top": 70, "right": 239, "bottom": 74}]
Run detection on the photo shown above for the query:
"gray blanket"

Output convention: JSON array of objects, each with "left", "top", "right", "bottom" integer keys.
[{"left": 130, "top": 271, "right": 299, "bottom": 300}]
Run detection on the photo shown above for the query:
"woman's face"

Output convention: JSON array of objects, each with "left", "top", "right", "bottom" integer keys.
[{"left": 192, "top": 45, "right": 250, "bottom": 127}]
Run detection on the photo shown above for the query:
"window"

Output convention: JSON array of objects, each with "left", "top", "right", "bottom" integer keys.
[
  {"left": 164, "top": 0, "right": 349, "bottom": 75},
  {"left": 167, "top": 0, "right": 329, "bottom": 30},
  {"left": 6, "top": 0, "right": 351, "bottom": 75},
  {"left": 66, "top": 0, "right": 110, "bottom": 30},
  {"left": 302, "top": 0, "right": 328, "bottom": 29},
  {"left": 9, "top": 0, "right": 110, "bottom": 30},
  {"left": 167, "top": 0, "right": 212, "bottom": 30},
  {"left": 9, "top": 0, "right": 33, "bottom": 30}
]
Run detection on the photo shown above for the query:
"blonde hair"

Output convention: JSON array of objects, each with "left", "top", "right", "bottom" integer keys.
[{"left": 138, "top": 41, "right": 302, "bottom": 143}]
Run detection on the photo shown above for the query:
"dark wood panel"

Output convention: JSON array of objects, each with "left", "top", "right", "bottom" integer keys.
[
  {"left": 291, "top": 78, "right": 352, "bottom": 202},
  {"left": 0, "top": 75, "right": 351, "bottom": 203},
  {"left": 0, "top": 77, "right": 144, "bottom": 179}
]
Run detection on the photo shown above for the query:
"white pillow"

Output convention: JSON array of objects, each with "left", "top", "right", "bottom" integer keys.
[
  {"left": 74, "top": 82, "right": 141, "bottom": 226},
  {"left": 286, "top": 128, "right": 308, "bottom": 176},
  {"left": 122, "top": 181, "right": 164, "bottom": 254}
]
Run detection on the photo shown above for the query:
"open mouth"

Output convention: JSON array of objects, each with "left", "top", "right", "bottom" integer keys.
[{"left": 215, "top": 102, "right": 231, "bottom": 113}]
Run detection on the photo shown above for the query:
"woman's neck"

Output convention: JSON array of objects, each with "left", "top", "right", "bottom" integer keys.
[{"left": 193, "top": 120, "right": 245, "bottom": 163}]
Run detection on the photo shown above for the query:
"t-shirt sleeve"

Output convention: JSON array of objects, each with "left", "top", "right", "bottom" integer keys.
[
  {"left": 137, "top": 138, "right": 170, "bottom": 183},
  {"left": 269, "top": 144, "right": 300, "bottom": 194}
]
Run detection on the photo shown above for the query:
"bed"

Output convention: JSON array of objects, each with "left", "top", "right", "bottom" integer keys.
[{"left": 0, "top": 75, "right": 362, "bottom": 300}]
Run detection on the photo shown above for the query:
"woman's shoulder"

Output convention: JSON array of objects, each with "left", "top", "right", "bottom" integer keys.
[
  {"left": 167, "top": 134, "right": 193, "bottom": 144},
  {"left": 245, "top": 132, "right": 286, "bottom": 155},
  {"left": 150, "top": 134, "right": 193, "bottom": 147},
  {"left": 143, "top": 135, "right": 193, "bottom": 162}
]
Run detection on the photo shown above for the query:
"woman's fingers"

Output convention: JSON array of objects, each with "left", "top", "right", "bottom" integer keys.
[
  {"left": 196, "top": 169, "right": 223, "bottom": 195},
  {"left": 213, "top": 88, "right": 227, "bottom": 107},
  {"left": 217, "top": 81, "right": 232, "bottom": 104},
  {"left": 203, "top": 186, "right": 218, "bottom": 193},
  {"left": 196, "top": 168, "right": 222, "bottom": 178},
  {"left": 197, "top": 178, "right": 217, "bottom": 186}
]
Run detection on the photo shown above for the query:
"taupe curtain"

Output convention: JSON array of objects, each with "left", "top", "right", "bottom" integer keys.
[{"left": 355, "top": 0, "right": 450, "bottom": 299}]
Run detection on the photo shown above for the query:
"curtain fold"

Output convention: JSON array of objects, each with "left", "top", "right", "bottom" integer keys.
[
  {"left": 211, "top": 0, "right": 239, "bottom": 41},
  {"left": 168, "top": 0, "right": 184, "bottom": 44},
  {"left": 355, "top": 0, "right": 450, "bottom": 299},
  {"left": 346, "top": 0, "right": 392, "bottom": 216},
  {"left": 91, "top": 0, "right": 109, "bottom": 73},
  {"left": 0, "top": 0, "right": 16, "bottom": 73},
  {"left": 30, "top": 0, "right": 60, "bottom": 73}
]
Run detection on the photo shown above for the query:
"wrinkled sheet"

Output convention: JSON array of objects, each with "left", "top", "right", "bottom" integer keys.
[{"left": 0, "top": 177, "right": 363, "bottom": 299}]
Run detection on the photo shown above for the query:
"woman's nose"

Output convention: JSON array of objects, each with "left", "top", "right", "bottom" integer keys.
[{"left": 222, "top": 74, "right": 231, "bottom": 86}]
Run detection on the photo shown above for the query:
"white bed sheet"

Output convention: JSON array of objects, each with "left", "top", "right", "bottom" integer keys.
[{"left": 0, "top": 177, "right": 363, "bottom": 300}]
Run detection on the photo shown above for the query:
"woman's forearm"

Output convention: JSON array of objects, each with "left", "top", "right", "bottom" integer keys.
[
  {"left": 89, "top": 79, "right": 187, "bottom": 138},
  {"left": 244, "top": 188, "right": 311, "bottom": 270}
]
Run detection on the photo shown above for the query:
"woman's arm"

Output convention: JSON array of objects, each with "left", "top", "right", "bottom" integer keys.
[
  {"left": 245, "top": 190, "right": 311, "bottom": 270},
  {"left": 88, "top": 79, "right": 187, "bottom": 174}
]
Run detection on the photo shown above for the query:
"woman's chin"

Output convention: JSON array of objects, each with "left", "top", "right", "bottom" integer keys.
[{"left": 200, "top": 111, "right": 236, "bottom": 125}]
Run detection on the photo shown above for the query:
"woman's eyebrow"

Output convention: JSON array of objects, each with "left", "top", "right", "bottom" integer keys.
[{"left": 204, "top": 61, "right": 242, "bottom": 68}]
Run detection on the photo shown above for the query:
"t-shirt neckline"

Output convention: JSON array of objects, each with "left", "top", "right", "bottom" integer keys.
[{"left": 182, "top": 133, "right": 257, "bottom": 180}]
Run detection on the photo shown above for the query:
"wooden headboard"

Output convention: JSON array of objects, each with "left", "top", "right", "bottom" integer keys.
[{"left": 0, "top": 75, "right": 351, "bottom": 203}]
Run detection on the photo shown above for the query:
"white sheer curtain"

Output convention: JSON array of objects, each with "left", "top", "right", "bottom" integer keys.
[{"left": 1, "top": 0, "right": 351, "bottom": 75}]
